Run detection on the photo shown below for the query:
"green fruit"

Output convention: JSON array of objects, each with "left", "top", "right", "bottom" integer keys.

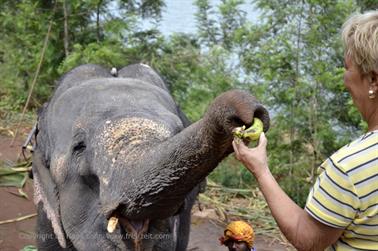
[{"left": 232, "top": 118, "right": 264, "bottom": 141}]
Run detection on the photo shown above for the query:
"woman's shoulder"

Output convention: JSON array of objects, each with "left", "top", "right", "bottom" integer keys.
[
  {"left": 333, "top": 130, "right": 377, "bottom": 158},
  {"left": 329, "top": 130, "right": 377, "bottom": 172}
]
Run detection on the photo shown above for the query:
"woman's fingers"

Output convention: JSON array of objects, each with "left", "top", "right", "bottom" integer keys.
[
  {"left": 233, "top": 133, "right": 268, "bottom": 161},
  {"left": 232, "top": 140, "right": 240, "bottom": 156},
  {"left": 258, "top": 132, "right": 268, "bottom": 148},
  {"left": 233, "top": 133, "right": 266, "bottom": 152},
  {"left": 232, "top": 139, "right": 246, "bottom": 159},
  {"left": 233, "top": 139, "right": 251, "bottom": 162}
]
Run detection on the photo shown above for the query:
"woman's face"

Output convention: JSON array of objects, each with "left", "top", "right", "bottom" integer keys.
[{"left": 343, "top": 56, "right": 374, "bottom": 121}]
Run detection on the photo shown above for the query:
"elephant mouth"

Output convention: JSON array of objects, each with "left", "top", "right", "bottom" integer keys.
[{"left": 106, "top": 208, "right": 150, "bottom": 249}]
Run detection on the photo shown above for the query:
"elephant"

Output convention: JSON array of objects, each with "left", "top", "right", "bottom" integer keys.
[{"left": 32, "top": 63, "right": 270, "bottom": 251}]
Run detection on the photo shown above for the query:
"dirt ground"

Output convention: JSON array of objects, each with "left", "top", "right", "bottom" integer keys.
[{"left": 0, "top": 134, "right": 293, "bottom": 251}]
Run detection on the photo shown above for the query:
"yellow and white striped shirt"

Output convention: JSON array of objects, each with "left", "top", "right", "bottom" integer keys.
[{"left": 305, "top": 130, "right": 378, "bottom": 250}]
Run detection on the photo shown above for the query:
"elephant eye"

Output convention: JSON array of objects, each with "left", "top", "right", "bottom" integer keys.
[
  {"left": 73, "top": 141, "right": 89, "bottom": 176},
  {"left": 72, "top": 129, "right": 86, "bottom": 155},
  {"left": 72, "top": 141, "right": 86, "bottom": 155}
]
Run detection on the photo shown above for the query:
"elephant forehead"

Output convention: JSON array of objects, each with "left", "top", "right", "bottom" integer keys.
[{"left": 96, "top": 117, "right": 172, "bottom": 157}]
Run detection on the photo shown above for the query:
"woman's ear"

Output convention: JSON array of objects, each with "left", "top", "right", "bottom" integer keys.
[{"left": 33, "top": 150, "right": 67, "bottom": 248}]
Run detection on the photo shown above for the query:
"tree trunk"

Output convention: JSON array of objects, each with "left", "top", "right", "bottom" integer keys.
[
  {"left": 63, "top": 0, "right": 69, "bottom": 57},
  {"left": 96, "top": 0, "right": 103, "bottom": 43},
  {"left": 289, "top": 2, "right": 303, "bottom": 176}
]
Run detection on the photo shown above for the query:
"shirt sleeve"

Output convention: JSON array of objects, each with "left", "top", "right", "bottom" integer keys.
[{"left": 305, "top": 157, "right": 359, "bottom": 229}]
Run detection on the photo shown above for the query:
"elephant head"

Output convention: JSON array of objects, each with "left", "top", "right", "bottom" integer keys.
[{"left": 32, "top": 64, "right": 269, "bottom": 251}]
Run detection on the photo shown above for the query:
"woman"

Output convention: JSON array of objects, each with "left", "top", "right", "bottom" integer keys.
[
  {"left": 219, "top": 220, "right": 256, "bottom": 251},
  {"left": 233, "top": 11, "right": 378, "bottom": 251}
]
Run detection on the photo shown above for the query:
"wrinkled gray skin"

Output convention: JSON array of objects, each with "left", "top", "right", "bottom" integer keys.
[{"left": 33, "top": 64, "right": 270, "bottom": 251}]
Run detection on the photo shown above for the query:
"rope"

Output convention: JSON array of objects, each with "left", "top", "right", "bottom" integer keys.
[{"left": 10, "top": 2, "right": 57, "bottom": 147}]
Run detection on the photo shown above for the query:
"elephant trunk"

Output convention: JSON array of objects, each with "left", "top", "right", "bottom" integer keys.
[
  {"left": 97, "top": 90, "right": 269, "bottom": 220},
  {"left": 122, "top": 120, "right": 224, "bottom": 219}
]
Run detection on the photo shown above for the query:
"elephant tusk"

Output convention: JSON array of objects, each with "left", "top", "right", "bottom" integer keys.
[{"left": 107, "top": 216, "right": 119, "bottom": 233}]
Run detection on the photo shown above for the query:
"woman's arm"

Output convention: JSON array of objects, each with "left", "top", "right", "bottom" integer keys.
[{"left": 232, "top": 133, "right": 343, "bottom": 251}]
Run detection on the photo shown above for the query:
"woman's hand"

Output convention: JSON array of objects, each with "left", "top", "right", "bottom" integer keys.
[{"left": 232, "top": 132, "right": 270, "bottom": 179}]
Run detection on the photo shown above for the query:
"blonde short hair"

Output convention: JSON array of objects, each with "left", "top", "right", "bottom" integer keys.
[{"left": 341, "top": 10, "right": 378, "bottom": 74}]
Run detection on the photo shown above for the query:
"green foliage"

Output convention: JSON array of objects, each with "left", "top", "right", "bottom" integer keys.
[
  {"left": 356, "top": 0, "right": 378, "bottom": 11},
  {"left": 0, "top": 1, "right": 59, "bottom": 109},
  {"left": 0, "top": 160, "right": 31, "bottom": 188},
  {"left": 209, "top": 157, "right": 255, "bottom": 188},
  {"left": 0, "top": 167, "right": 29, "bottom": 188},
  {"left": 0, "top": 0, "right": 165, "bottom": 110},
  {"left": 195, "top": 0, "right": 219, "bottom": 46},
  {"left": 155, "top": 34, "right": 239, "bottom": 121},
  {"left": 58, "top": 42, "right": 129, "bottom": 74}
]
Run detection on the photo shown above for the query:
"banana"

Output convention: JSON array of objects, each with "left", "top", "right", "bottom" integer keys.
[
  {"left": 232, "top": 118, "right": 264, "bottom": 141},
  {"left": 243, "top": 117, "right": 264, "bottom": 141},
  {"left": 232, "top": 125, "right": 246, "bottom": 139}
]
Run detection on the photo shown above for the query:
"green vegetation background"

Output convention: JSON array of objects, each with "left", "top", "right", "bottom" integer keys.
[{"left": 1, "top": 0, "right": 376, "bottom": 206}]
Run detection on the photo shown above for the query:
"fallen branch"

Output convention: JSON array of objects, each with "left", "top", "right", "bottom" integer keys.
[{"left": 0, "top": 213, "right": 37, "bottom": 225}]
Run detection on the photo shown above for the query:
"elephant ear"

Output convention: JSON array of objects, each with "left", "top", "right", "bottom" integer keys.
[{"left": 33, "top": 150, "right": 67, "bottom": 248}]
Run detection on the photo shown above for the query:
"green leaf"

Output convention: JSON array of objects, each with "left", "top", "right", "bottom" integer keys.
[
  {"left": 20, "top": 245, "right": 37, "bottom": 251},
  {"left": 0, "top": 166, "right": 29, "bottom": 188}
]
